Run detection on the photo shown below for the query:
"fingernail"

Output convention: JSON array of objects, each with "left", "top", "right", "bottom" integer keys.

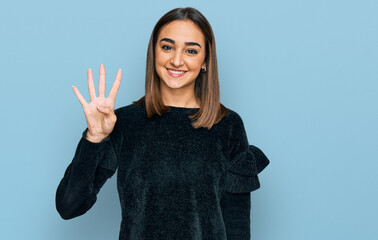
[{"left": 97, "top": 106, "right": 102, "bottom": 110}]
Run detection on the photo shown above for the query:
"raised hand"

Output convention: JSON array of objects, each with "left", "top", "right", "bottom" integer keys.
[{"left": 72, "top": 64, "right": 122, "bottom": 143}]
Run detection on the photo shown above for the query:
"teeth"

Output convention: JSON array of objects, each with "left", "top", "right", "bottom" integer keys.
[{"left": 168, "top": 69, "right": 186, "bottom": 74}]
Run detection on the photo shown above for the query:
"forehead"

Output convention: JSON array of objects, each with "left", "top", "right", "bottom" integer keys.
[{"left": 157, "top": 20, "right": 205, "bottom": 44}]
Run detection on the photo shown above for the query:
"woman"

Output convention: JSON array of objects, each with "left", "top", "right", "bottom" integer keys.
[{"left": 55, "top": 7, "right": 269, "bottom": 240}]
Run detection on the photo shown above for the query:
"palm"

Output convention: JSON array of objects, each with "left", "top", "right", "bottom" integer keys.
[{"left": 72, "top": 64, "right": 122, "bottom": 142}]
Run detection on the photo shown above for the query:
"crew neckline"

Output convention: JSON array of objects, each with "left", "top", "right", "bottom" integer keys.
[
  {"left": 166, "top": 105, "right": 200, "bottom": 112},
  {"left": 136, "top": 99, "right": 200, "bottom": 112}
]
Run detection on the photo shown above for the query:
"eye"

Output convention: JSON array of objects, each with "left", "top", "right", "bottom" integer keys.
[
  {"left": 187, "top": 49, "right": 198, "bottom": 55},
  {"left": 162, "top": 45, "right": 172, "bottom": 51}
]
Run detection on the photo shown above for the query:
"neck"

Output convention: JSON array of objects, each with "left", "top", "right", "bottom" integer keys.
[{"left": 160, "top": 81, "right": 199, "bottom": 108}]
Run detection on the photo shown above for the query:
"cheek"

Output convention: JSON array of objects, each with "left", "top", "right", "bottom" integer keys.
[
  {"left": 155, "top": 49, "right": 169, "bottom": 65},
  {"left": 187, "top": 57, "right": 205, "bottom": 70},
  {"left": 155, "top": 51, "right": 162, "bottom": 65}
]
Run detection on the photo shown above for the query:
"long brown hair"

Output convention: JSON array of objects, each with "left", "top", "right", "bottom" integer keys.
[{"left": 133, "top": 7, "right": 229, "bottom": 129}]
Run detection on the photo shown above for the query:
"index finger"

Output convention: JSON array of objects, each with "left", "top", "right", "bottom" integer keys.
[{"left": 108, "top": 68, "right": 122, "bottom": 100}]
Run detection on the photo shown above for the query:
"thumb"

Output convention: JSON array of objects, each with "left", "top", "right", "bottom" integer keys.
[{"left": 97, "top": 105, "right": 114, "bottom": 115}]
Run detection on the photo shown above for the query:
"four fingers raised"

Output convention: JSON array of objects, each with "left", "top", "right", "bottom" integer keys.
[{"left": 73, "top": 65, "right": 122, "bottom": 108}]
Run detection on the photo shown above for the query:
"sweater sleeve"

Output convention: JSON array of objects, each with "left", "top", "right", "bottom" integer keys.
[
  {"left": 221, "top": 112, "right": 270, "bottom": 239},
  {"left": 221, "top": 192, "right": 251, "bottom": 240},
  {"left": 55, "top": 112, "right": 123, "bottom": 220}
]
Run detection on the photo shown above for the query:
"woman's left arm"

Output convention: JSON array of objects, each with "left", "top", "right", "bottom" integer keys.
[{"left": 221, "top": 112, "right": 270, "bottom": 239}]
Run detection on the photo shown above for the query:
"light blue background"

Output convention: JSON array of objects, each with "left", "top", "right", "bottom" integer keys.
[{"left": 1, "top": 0, "right": 377, "bottom": 239}]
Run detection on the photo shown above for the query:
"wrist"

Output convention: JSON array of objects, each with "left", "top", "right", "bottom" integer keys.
[{"left": 85, "top": 132, "right": 108, "bottom": 143}]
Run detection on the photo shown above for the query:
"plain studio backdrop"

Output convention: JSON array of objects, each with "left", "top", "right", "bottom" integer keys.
[{"left": 0, "top": 0, "right": 377, "bottom": 239}]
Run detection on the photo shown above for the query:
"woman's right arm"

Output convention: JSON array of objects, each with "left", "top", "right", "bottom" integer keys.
[{"left": 56, "top": 64, "right": 123, "bottom": 220}]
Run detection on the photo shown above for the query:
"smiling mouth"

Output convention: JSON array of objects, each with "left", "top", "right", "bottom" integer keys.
[{"left": 166, "top": 68, "right": 187, "bottom": 77}]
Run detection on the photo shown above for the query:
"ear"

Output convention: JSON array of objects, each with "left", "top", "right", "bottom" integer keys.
[{"left": 202, "top": 61, "right": 206, "bottom": 69}]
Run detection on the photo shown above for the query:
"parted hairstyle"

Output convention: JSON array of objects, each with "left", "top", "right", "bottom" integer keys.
[{"left": 133, "top": 7, "right": 229, "bottom": 129}]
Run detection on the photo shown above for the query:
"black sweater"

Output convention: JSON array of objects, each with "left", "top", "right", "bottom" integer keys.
[{"left": 55, "top": 100, "right": 270, "bottom": 239}]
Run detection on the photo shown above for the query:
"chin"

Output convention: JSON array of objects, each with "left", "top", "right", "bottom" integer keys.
[
  {"left": 164, "top": 80, "right": 187, "bottom": 89},
  {"left": 162, "top": 77, "right": 195, "bottom": 90}
]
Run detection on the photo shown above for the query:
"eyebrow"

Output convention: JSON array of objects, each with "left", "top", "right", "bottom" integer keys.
[{"left": 160, "top": 38, "right": 202, "bottom": 48}]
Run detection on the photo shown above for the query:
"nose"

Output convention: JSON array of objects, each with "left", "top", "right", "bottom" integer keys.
[{"left": 170, "top": 50, "right": 184, "bottom": 67}]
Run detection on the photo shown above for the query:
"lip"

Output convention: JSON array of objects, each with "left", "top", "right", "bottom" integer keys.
[{"left": 166, "top": 68, "right": 187, "bottom": 78}]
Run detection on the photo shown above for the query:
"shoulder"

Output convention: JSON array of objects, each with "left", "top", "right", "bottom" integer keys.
[
  {"left": 220, "top": 106, "right": 249, "bottom": 150},
  {"left": 114, "top": 102, "right": 138, "bottom": 117},
  {"left": 113, "top": 102, "right": 144, "bottom": 127},
  {"left": 222, "top": 106, "right": 245, "bottom": 131}
]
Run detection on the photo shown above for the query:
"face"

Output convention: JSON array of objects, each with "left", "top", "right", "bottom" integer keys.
[{"left": 155, "top": 20, "right": 206, "bottom": 90}]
